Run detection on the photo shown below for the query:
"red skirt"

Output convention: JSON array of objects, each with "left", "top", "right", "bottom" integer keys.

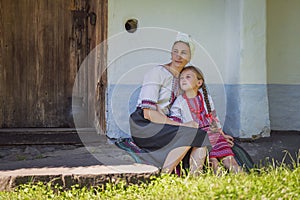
[{"left": 205, "top": 128, "right": 234, "bottom": 159}]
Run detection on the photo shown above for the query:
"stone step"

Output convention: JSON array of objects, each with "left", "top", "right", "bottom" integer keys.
[
  {"left": 0, "top": 131, "right": 160, "bottom": 191},
  {"left": 0, "top": 164, "right": 159, "bottom": 191}
]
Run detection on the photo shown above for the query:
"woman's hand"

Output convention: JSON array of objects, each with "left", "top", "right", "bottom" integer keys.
[
  {"left": 183, "top": 121, "right": 199, "bottom": 128},
  {"left": 156, "top": 106, "right": 165, "bottom": 115},
  {"left": 144, "top": 108, "right": 182, "bottom": 126}
]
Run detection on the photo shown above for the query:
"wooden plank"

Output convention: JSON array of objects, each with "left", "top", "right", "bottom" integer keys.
[
  {"left": 0, "top": 0, "right": 4, "bottom": 127},
  {"left": 1, "top": 1, "right": 18, "bottom": 127},
  {"left": 0, "top": 128, "right": 87, "bottom": 145},
  {"left": 92, "top": 0, "right": 108, "bottom": 134}
]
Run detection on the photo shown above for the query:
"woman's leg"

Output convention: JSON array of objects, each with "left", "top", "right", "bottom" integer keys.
[
  {"left": 162, "top": 146, "right": 191, "bottom": 173},
  {"left": 189, "top": 147, "right": 207, "bottom": 176},
  {"left": 222, "top": 156, "right": 242, "bottom": 173}
]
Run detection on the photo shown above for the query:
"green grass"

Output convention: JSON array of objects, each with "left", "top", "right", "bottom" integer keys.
[{"left": 1, "top": 166, "right": 299, "bottom": 200}]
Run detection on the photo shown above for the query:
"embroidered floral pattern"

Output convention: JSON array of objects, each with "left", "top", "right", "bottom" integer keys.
[{"left": 170, "top": 77, "right": 180, "bottom": 105}]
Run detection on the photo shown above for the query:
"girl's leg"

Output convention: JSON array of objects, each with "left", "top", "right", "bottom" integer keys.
[
  {"left": 222, "top": 156, "right": 242, "bottom": 173},
  {"left": 162, "top": 146, "right": 191, "bottom": 174},
  {"left": 209, "top": 157, "right": 220, "bottom": 175},
  {"left": 189, "top": 147, "right": 207, "bottom": 176}
]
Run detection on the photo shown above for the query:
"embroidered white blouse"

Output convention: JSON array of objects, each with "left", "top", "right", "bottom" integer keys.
[
  {"left": 137, "top": 65, "right": 180, "bottom": 116},
  {"left": 170, "top": 90, "right": 222, "bottom": 129}
]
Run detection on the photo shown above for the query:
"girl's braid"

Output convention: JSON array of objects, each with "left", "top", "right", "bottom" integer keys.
[
  {"left": 201, "top": 83, "right": 211, "bottom": 114},
  {"left": 202, "top": 83, "right": 219, "bottom": 132}
]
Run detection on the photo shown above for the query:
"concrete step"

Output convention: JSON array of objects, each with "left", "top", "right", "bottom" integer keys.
[
  {"left": 0, "top": 131, "right": 160, "bottom": 191},
  {"left": 0, "top": 164, "right": 159, "bottom": 191}
]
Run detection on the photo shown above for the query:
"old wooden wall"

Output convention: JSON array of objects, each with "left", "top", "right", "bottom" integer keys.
[{"left": 0, "top": 0, "right": 107, "bottom": 128}]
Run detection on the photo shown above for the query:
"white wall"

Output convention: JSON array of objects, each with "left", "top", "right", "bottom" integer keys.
[
  {"left": 267, "top": 0, "right": 300, "bottom": 131},
  {"left": 240, "top": 0, "right": 267, "bottom": 84},
  {"left": 222, "top": 0, "right": 270, "bottom": 138},
  {"left": 108, "top": 0, "right": 227, "bottom": 83},
  {"left": 106, "top": 0, "right": 271, "bottom": 138},
  {"left": 224, "top": 0, "right": 241, "bottom": 84},
  {"left": 267, "top": 0, "right": 300, "bottom": 85},
  {"left": 107, "top": 0, "right": 230, "bottom": 138}
]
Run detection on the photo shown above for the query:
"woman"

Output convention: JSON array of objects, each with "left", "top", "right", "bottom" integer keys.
[{"left": 129, "top": 33, "right": 211, "bottom": 175}]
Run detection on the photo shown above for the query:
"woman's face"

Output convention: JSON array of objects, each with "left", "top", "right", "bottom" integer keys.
[
  {"left": 180, "top": 69, "right": 202, "bottom": 91},
  {"left": 171, "top": 42, "right": 191, "bottom": 68}
]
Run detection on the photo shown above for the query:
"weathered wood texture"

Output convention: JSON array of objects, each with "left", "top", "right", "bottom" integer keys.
[
  {"left": 93, "top": 0, "right": 107, "bottom": 134},
  {"left": 0, "top": 0, "right": 107, "bottom": 128}
]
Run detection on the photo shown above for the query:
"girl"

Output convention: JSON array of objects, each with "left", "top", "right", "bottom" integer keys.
[{"left": 170, "top": 66, "right": 242, "bottom": 174}]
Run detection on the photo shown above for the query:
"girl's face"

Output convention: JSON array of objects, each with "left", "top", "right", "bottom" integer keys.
[
  {"left": 171, "top": 42, "right": 191, "bottom": 68},
  {"left": 180, "top": 69, "right": 203, "bottom": 91}
]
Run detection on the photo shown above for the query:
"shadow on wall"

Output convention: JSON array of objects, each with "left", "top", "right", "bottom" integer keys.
[{"left": 107, "top": 84, "right": 141, "bottom": 139}]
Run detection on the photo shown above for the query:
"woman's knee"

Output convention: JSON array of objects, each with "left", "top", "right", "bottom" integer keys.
[{"left": 191, "top": 147, "right": 207, "bottom": 157}]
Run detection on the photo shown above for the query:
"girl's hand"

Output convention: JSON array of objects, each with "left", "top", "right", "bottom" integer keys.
[
  {"left": 219, "top": 130, "right": 234, "bottom": 146},
  {"left": 223, "top": 134, "right": 234, "bottom": 147}
]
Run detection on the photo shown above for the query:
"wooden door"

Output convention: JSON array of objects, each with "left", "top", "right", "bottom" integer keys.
[{"left": 0, "top": 0, "right": 107, "bottom": 128}]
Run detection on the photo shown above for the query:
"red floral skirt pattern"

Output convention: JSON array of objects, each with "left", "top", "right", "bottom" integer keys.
[{"left": 203, "top": 127, "right": 234, "bottom": 159}]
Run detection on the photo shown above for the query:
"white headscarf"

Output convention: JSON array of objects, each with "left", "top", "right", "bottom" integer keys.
[{"left": 175, "top": 32, "right": 195, "bottom": 57}]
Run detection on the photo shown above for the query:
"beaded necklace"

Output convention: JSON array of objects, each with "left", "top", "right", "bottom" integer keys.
[{"left": 183, "top": 91, "right": 205, "bottom": 122}]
